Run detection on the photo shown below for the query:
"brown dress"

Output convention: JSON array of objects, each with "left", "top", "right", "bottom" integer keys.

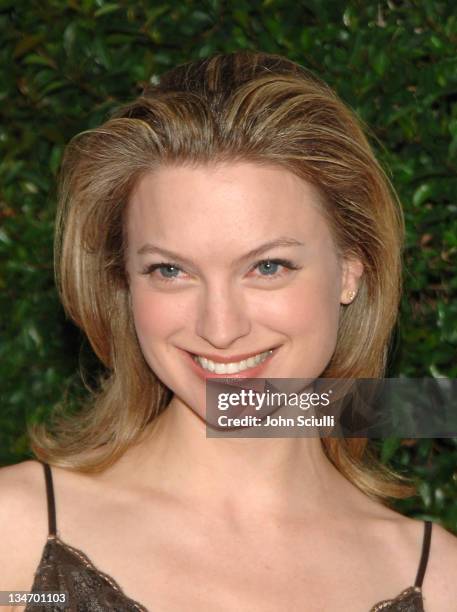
[{"left": 26, "top": 462, "right": 432, "bottom": 611}]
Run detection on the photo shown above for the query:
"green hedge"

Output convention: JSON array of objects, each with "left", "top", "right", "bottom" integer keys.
[{"left": 1, "top": 1, "right": 456, "bottom": 529}]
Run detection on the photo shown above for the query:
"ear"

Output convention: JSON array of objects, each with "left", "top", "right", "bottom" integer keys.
[{"left": 340, "top": 256, "right": 364, "bottom": 304}]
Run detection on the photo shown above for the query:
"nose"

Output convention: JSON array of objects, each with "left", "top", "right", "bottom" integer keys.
[{"left": 195, "top": 282, "right": 251, "bottom": 349}]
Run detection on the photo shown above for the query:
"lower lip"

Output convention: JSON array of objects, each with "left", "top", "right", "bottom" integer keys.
[{"left": 184, "top": 348, "right": 278, "bottom": 380}]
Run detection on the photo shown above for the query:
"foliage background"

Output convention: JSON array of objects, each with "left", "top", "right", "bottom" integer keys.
[{"left": 1, "top": 1, "right": 456, "bottom": 530}]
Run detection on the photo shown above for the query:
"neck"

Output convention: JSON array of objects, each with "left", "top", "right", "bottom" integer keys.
[{"left": 110, "top": 395, "right": 363, "bottom": 522}]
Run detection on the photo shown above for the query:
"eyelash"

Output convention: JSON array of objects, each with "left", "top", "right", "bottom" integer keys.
[{"left": 140, "top": 258, "right": 301, "bottom": 284}]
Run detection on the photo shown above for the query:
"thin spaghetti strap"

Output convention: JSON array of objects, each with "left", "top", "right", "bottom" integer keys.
[
  {"left": 414, "top": 520, "right": 432, "bottom": 588},
  {"left": 41, "top": 462, "right": 57, "bottom": 537}
]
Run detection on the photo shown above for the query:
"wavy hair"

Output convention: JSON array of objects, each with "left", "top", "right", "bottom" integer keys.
[{"left": 29, "top": 51, "right": 414, "bottom": 500}]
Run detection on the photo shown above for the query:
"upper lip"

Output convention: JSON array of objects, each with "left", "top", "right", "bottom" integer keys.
[{"left": 188, "top": 348, "right": 276, "bottom": 364}]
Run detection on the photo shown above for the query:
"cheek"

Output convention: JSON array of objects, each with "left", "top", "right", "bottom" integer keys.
[
  {"left": 253, "top": 272, "right": 342, "bottom": 375},
  {"left": 130, "top": 288, "right": 189, "bottom": 347},
  {"left": 257, "top": 274, "right": 341, "bottom": 332},
  {"left": 129, "top": 289, "right": 193, "bottom": 388}
]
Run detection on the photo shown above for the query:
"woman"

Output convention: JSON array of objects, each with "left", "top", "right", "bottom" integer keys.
[{"left": 1, "top": 51, "right": 456, "bottom": 611}]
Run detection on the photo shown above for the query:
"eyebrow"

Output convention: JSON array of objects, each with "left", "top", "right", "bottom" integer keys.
[{"left": 136, "top": 237, "right": 305, "bottom": 266}]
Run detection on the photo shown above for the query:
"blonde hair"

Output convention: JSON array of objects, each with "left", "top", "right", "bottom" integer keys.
[{"left": 29, "top": 51, "right": 414, "bottom": 500}]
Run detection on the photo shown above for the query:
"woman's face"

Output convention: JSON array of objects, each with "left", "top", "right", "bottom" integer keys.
[{"left": 125, "top": 162, "right": 362, "bottom": 420}]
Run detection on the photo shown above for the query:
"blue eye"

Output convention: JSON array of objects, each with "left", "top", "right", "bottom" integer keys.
[
  {"left": 253, "top": 259, "right": 300, "bottom": 279},
  {"left": 142, "top": 263, "right": 183, "bottom": 281},
  {"left": 157, "top": 264, "right": 180, "bottom": 278},
  {"left": 257, "top": 261, "right": 281, "bottom": 276}
]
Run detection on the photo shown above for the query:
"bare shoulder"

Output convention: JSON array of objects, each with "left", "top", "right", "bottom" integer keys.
[
  {"left": 424, "top": 520, "right": 457, "bottom": 611},
  {"left": 0, "top": 460, "right": 48, "bottom": 591},
  {"left": 349, "top": 490, "right": 457, "bottom": 609},
  {"left": 385, "top": 509, "right": 457, "bottom": 610},
  {"left": 379, "top": 510, "right": 457, "bottom": 611}
]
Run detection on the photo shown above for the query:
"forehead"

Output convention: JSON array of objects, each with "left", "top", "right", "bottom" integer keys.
[{"left": 125, "top": 162, "right": 333, "bottom": 253}]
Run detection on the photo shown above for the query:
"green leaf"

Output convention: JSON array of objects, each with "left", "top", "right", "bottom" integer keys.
[
  {"left": 94, "top": 3, "right": 121, "bottom": 18},
  {"left": 380, "top": 437, "right": 402, "bottom": 463},
  {"left": 413, "top": 184, "right": 433, "bottom": 207},
  {"left": 13, "top": 34, "right": 45, "bottom": 59}
]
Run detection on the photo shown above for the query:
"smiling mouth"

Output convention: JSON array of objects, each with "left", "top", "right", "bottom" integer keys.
[{"left": 191, "top": 349, "right": 275, "bottom": 375}]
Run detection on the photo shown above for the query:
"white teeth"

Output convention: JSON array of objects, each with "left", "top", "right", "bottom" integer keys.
[
  {"left": 214, "top": 363, "right": 225, "bottom": 375},
  {"left": 193, "top": 349, "right": 273, "bottom": 374}
]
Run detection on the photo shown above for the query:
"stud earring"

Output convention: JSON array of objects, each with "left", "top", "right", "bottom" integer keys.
[{"left": 346, "top": 290, "right": 357, "bottom": 303}]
